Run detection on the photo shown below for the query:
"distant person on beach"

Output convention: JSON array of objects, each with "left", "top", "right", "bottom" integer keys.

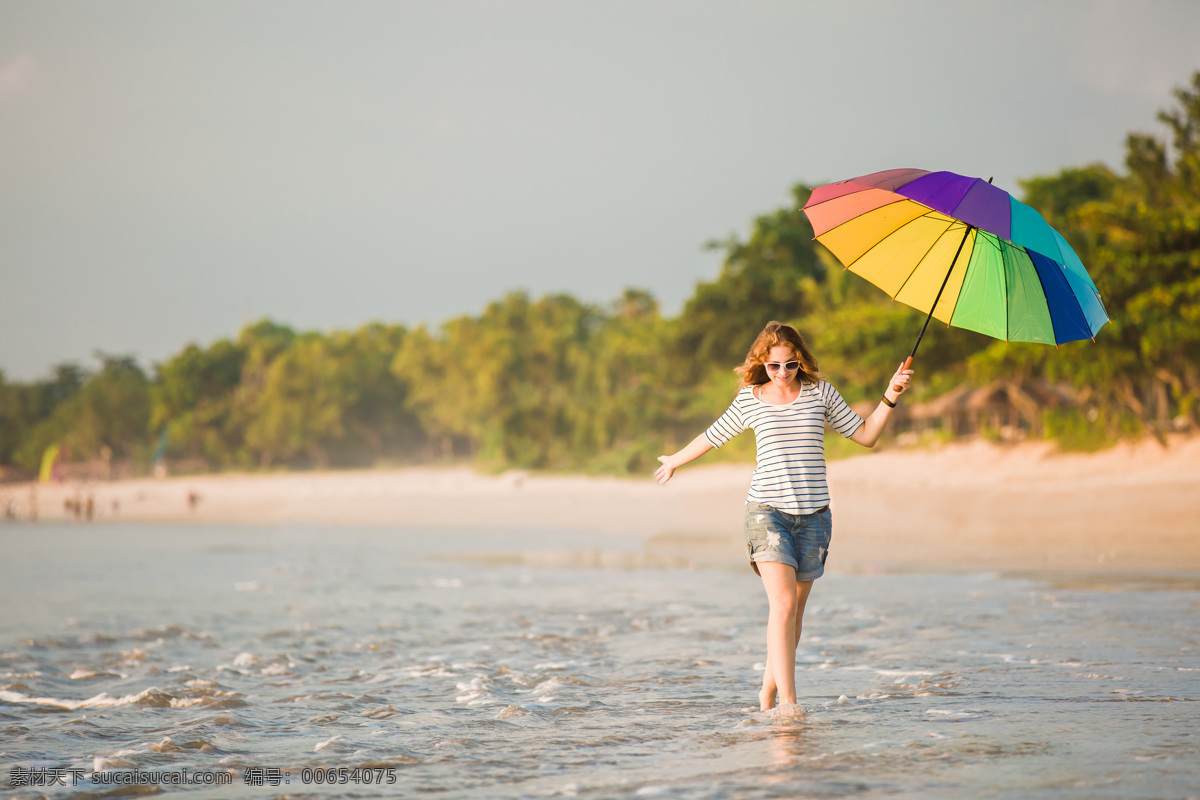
[{"left": 655, "top": 321, "right": 913, "bottom": 711}]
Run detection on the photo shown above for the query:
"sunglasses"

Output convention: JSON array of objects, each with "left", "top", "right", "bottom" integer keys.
[{"left": 764, "top": 361, "right": 800, "bottom": 373}]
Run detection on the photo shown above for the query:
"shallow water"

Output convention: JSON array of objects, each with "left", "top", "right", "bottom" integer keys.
[{"left": 1, "top": 523, "right": 1198, "bottom": 799}]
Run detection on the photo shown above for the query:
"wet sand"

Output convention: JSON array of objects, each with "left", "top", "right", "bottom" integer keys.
[{"left": 5, "top": 435, "right": 1199, "bottom": 574}]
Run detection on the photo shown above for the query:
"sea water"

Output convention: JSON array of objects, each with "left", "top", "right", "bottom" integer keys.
[{"left": 1, "top": 523, "right": 1197, "bottom": 799}]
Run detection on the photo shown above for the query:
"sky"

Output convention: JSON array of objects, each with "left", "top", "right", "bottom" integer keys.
[{"left": 2, "top": 0, "right": 1199, "bottom": 381}]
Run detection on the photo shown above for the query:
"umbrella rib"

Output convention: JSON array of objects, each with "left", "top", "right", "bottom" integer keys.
[
  {"left": 971, "top": 233, "right": 1002, "bottom": 335},
  {"left": 904, "top": 224, "right": 975, "bottom": 363},
  {"left": 1065, "top": 278, "right": 1096, "bottom": 338},
  {"left": 891, "top": 217, "right": 962, "bottom": 302},
  {"left": 1003, "top": 238, "right": 1011, "bottom": 342},
  {"left": 1054, "top": 257, "right": 1102, "bottom": 339},
  {"left": 812, "top": 197, "right": 909, "bottom": 241},
  {"left": 836, "top": 207, "right": 942, "bottom": 274},
  {"left": 1024, "top": 243, "right": 1054, "bottom": 343},
  {"left": 1027, "top": 246, "right": 1094, "bottom": 343}
]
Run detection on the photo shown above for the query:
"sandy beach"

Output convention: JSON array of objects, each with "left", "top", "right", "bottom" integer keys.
[{"left": 5, "top": 435, "right": 1199, "bottom": 574}]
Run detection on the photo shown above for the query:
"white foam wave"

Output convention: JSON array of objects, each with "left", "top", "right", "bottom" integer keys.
[
  {"left": 529, "top": 676, "right": 566, "bottom": 703},
  {"left": 232, "top": 652, "right": 260, "bottom": 667},
  {"left": 925, "top": 709, "right": 977, "bottom": 719},
  {"left": 93, "top": 753, "right": 139, "bottom": 772},
  {"left": 455, "top": 677, "right": 496, "bottom": 705},
  {"left": 69, "top": 668, "right": 126, "bottom": 680},
  {"left": 1, "top": 683, "right": 243, "bottom": 711},
  {"left": 765, "top": 703, "right": 806, "bottom": 724},
  {"left": 1, "top": 687, "right": 174, "bottom": 709}
]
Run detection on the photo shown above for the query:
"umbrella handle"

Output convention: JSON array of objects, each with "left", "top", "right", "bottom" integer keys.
[{"left": 892, "top": 356, "right": 913, "bottom": 394}]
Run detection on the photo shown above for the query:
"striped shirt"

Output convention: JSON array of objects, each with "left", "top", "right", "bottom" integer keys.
[{"left": 704, "top": 380, "right": 864, "bottom": 514}]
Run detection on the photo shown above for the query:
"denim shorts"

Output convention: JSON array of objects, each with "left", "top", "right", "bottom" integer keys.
[{"left": 743, "top": 501, "right": 833, "bottom": 581}]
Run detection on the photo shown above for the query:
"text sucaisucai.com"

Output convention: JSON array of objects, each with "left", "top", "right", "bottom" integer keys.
[
  {"left": 91, "top": 768, "right": 233, "bottom": 786},
  {"left": 9, "top": 766, "right": 233, "bottom": 788}
]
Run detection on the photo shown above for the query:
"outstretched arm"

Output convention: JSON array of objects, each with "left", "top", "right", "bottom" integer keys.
[
  {"left": 655, "top": 433, "right": 714, "bottom": 484},
  {"left": 848, "top": 362, "right": 914, "bottom": 448}
]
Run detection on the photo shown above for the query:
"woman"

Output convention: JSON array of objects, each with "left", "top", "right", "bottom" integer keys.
[{"left": 654, "top": 321, "right": 913, "bottom": 711}]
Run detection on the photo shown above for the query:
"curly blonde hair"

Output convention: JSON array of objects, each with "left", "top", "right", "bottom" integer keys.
[{"left": 734, "top": 321, "right": 820, "bottom": 388}]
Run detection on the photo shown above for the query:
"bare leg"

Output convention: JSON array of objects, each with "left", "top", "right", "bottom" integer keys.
[{"left": 758, "top": 567, "right": 814, "bottom": 711}]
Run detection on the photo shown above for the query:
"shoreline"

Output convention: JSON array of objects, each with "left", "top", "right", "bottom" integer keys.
[{"left": 3, "top": 435, "right": 1200, "bottom": 574}]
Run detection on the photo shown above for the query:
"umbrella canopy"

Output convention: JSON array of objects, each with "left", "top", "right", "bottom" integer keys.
[{"left": 803, "top": 168, "right": 1109, "bottom": 348}]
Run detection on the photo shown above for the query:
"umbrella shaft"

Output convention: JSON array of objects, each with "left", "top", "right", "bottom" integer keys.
[{"left": 908, "top": 224, "right": 974, "bottom": 362}]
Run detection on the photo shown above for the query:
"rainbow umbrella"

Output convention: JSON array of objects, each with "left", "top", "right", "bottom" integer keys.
[{"left": 802, "top": 168, "right": 1109, "bottom": 381}]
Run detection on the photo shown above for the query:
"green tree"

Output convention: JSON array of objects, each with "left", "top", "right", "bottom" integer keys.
[
  {"left": 394, "top": 292, "right": 611, "bottom": 469},
  {"left": 151, "top": 339, "right": 245, "bottom": 467},
  {"left": 328, "top": 323, "right": 426, "bottom": 465},
  {"left": 243, "top": 334, "right": 348, "bottom": 468},
  {"left": 569, "top": 288, "right": 674, "bottom": 472},
  {"left": 13, "top": 355, "right": 150, "bottom": 471},
  {"left": 227, "top": 320, "right": 298, "bottom": 466},
  {"left": 2, "top": 363, "right": 91, "bottom": 473}
]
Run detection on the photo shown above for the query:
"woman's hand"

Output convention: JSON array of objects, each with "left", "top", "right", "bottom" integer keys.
[
  {"left": 653, "top": 435, "right": 714, "bottom": 484},
  {"left": 654, "top": 456, "right": 677, "bottom": 485},
  {"left": 885, "top": 361, "right": 915, "bottom": 402}
]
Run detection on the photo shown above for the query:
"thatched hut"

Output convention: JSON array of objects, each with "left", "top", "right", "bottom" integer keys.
[
  {"left": 905, "top": 384, "right": 972, "bottom": 437},
  {"left": 894, "top": 381, "right": 1080, "bottom": 440}
]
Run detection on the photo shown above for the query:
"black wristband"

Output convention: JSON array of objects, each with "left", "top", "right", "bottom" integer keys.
[{"left": 881, "top": 394, "right": 897, "bottom": 408}]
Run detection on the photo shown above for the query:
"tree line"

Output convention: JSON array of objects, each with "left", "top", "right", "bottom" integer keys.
[{"left": 2, "top": 72, "right": 1198, "bottom": 478}]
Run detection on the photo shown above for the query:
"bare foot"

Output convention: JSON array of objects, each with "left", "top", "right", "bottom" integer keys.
[{"left": 759, "top": 686, "right": 777, "bottom": 712}]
